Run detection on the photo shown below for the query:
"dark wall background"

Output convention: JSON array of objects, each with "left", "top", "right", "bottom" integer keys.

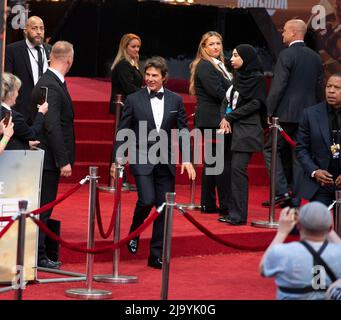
[{"left": 6, "top": 0, "right": 278, "bottom": 78}]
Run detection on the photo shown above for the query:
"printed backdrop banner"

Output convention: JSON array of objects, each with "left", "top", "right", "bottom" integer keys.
[{"left": 0, "top": 150, "right": 44, "bottom": 283}]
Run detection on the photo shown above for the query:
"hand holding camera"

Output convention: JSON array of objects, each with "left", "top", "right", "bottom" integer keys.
[
  {"left": 277, "top": 207, "right": 298, "bottom": 236},
  {"left": 0, "top": 116, "right": 14, "bottom": 139}
]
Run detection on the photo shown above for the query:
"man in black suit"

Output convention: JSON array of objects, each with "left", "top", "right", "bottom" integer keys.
[
  {"left": 111, "top": 57, "right": 196, "bottom": 269},
  {"left": 264, "top": 19, "right": 324, "bottom": 207},
  {"left": 31, "top": 41, "right": 75, "bottom": 269},
  {"left": 296, "top": 73, "right": 341, "bottom": 206},
  {"left": 5, "top": 16, "right": 51, "bottom": 124}
]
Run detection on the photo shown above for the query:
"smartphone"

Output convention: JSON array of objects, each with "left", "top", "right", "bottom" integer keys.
[
  {"left": 39, "top": 86, "right": 48, "bottom": 105},
  {"left": 3, "top": 110, "right": 11, "bottom": 127}
]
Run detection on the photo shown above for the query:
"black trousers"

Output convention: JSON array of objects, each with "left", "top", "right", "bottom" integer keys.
[
  {"left": 129, "top": 164, "right": 175, "bottom": 258},
  {"left": 263, "top": 122, "right": 301, "bottom": 206},
  {"left": 311, "top": 184, "right": 339, "bottom": 207},
  {"left": 38, "top": 170, "right": 60, "bottom": 261},
  {"left": 228, "top": 151, "right": 253, "bottom": 223},
  {"left": 200, "top": 128, "right": 231, "bottom": 210}
]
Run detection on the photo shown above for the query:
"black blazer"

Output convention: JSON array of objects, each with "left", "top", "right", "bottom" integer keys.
[
  {"left": 5, "top": 40, "right": 51, "bottom": 123},
  {"left": 194, "top": 59, "right": 231, "bottom": 128},
  {"left": 112, "top": 88, "right": 190, "bottom": 176},
  {"left": 0, "top": 106, "right": 45, "bottom": 150},
  {"left": 109, "top": 59, "right": 143, "bottom": 113},
  {"left": 225, "top": 99, "right": 264, "bottom": 153},
  {"left": 267, "top": 42, "right": 323, "bottom": 123},
  {"left": 295, "top": 102, "right": 334, "bottom": 199},
  {"left": 31, "top": 69, "right": 75, "bottom": 171}
]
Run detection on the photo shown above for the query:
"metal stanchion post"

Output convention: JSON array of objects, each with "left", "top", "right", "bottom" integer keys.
[
  {"left": 98, "top": 94, "right": 124, "bottom": 193},
  {"left": 15, "top": 200, "right": 28, "bottom": 300},
  {"left": 335, "top": 191, "right": 341, "bottom": 237},
  {"left": 178, "top": 129, "right": 201, "bottom": 210},
  {"left": 252, "top": 117, "right": 279, "bottom": 229},
  {"left": 94, "top": 164, "right": 138, "bottom": 284},
  {"left": 161, "top": 192, "right": 176, "bottom": 300},
  {"left": 65, "top": 167, "right": 112, "bottom": 299}
]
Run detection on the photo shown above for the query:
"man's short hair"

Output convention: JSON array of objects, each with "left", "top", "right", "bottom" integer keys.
[
  {"left": 298, "top": 202, "right": 332, "bottom": 232},
  {"left": 50, "top": 41, "right": 74, "bottom": 60},
  {"left": 331, "top": 72, "right": 341, "bottom": 79},
  {"left": 144, "top": 56, "right": 168, "bottom": 81}
]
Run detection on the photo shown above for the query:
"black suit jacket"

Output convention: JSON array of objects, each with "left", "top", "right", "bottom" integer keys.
[
  {"left": 0, "top": 106, "right": 44, "bottom": 150},
  {"left": 31, "top": 69, "right": 75, "bottom": 171},
  {"left": 267, "top": 42, "right": 323, "bottom": 123},
  {"left": 5, "top": 40, "right": 51, "bottom": 123},
  {"left": 112, "top": 88, "right": 190, "bottom": 176},
  {"left": 109, "top": 59, "right": 143, "bottom": 113},
  {"left": 194, "top": 60, "right": 231, "bottom": 128},
  {"left": 295, "top": 102, "right": 334, "bottom": 199}
]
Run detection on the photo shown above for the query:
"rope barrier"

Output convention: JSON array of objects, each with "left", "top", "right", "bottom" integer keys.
[
  {"left": 277, "top": 125, "right": 296, "bottom": 148},
  {"left": 0, "top": 219, "right": 15, "bottom": 239},
  {"left": 30, "top": 208, "right": 160, "bottom": 254},
  {"left": 177, "top": 206, "right": 269, "bottom": 251},
  {"left": 95, "top": 176, "right": 123, "bottom": 239}
]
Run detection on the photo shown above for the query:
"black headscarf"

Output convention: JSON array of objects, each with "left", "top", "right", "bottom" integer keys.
[{"left": 233, "top": 44, "right": 267, "bottom": 107}]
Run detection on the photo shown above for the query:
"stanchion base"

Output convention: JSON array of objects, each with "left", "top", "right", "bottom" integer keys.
[
  {"left": 94, "top": 274, "right": 138, "bottom": 284},
  {"left": 177, "top": 203, "right": 201, "bottom": 211},
  {"left": 97, "top": 185, "right": 116, "bottom": 193},
  {"left": 65, "top": 288, "right": 112, "bottom": 300},
  {"left": 251, "top": 220, "right": 279, "bottom": 229}
]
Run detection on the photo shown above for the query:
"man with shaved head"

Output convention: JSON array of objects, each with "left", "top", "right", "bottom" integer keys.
[
  {"left": 31, "top": 41, "right": 75, "bottom": 269},
  {"left": 5, "top": 16, "right": 51, "bottom": 123},
  {"left": 262, "top": 19, "right": 324, "bottom": 209}
]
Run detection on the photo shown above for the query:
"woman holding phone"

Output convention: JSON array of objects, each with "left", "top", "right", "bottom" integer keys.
[{"left": 1, "top": 72, "right": 48, "bottom": 150}]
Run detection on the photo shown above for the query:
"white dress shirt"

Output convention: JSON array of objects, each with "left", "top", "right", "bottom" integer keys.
[
  {"left": 26, "top": 39, "right": 49, "bottom": 85},
  {"left": 289, "top": 40, "right": 304, "bottom": 47},
  {"left": 48, "top": 67, "right": 65, "bottom": 83},
  {"left": 148, "top": 87, "right": 164, "bottom": 133},
  {"left": 212, "top": 57, "right": 233, "bottom": 81}
]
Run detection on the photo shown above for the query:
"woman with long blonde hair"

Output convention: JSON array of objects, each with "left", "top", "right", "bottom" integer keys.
[
  {"left": 109, "top": 33, "right": 143, "bottom": 114},
  {"left": 189, "top": 31, "right": 232, "bottom": 215}
]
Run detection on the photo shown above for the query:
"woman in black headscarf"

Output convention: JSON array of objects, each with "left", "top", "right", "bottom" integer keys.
[{"left": 218, "top": 44, "right": 266, "bottom": 226}]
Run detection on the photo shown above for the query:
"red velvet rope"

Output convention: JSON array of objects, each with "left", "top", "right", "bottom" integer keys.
[
  {"left": 30, "top": 209, "right": 159, "bottom": 254},
  {"left": 95, "top": 176, "right": 123, "bottom": 239},
  {"left": 0, "top": 219, "right": 15, "bottom": 239},
  {"left": 279, "top": 128, "right": 296, "bottom": 148},
  {"left": 0, "top": 216, "right": 12, "bottom": 222},
  {"left": 30, "top": 182, "right": 84, "bottom": 216},
  {"left": 181, "top": 209, "right": 268, "bottom": 251}
]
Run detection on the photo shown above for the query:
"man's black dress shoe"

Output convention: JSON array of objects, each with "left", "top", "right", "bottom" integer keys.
[
  {"left": 224, "top": 217, "right": 247, "bottom": 226},
  {"left": 127, "top": 237, "right": 139, "bottom": 254},
  {"left": 147, "top": 256, "right": 163, "bottom": 269},
  {"left": 201, "top": 206, "right": 219, "bottom": 214},
  {"left": 261, "top": 193, "right": 291, "bottom": 207},
  {"left": 38, "top": 258, "right": 61, "bottom": 269},
  {"left": 122, "top": 182, "right": 137, "bottom": 192}
]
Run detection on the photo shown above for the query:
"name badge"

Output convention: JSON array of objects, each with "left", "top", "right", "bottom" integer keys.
[{"left": 331, "top": 143, "right": 340, "bottom": 159}]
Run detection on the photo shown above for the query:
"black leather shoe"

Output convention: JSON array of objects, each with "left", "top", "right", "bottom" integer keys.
[
  {"left": 218, "top": 215, "right": 229, "bottom": 223},
  {"left": 38, "top": 258, "right": 61, "bottom": 269},
  {"left": 224, "top": 217, "right": 247, "bottom": 226},
  {"left": 127, "top": 237, "right": 139, "bottom": 254},
  {"left": 201, "top": 206, "right": 219, "bottom": 214},
  {"left": 261, "top": 194, "right": 291, "bottom": 207},
  {"left": 147, "top": 256, "right": 163, "bottom": 269}
]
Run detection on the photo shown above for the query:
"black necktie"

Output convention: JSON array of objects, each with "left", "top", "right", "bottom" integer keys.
[
  {"left": 35, "top": 46, "right": 43, "bottom": 77},
  {"left": 149, "top": 91, "right": 164, "bottom": 100}
]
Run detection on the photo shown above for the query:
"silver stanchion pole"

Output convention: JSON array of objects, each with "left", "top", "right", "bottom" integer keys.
[
  {"left": 65, "top": 167, "right": 112, "bottom": 299},
  {"left": 15, "top": 200, "right": 28, "bottom": 300},
  {"left": 335, "top": 191, "right": 341, "bottom": 237},
  {"left": 161, "top": 192, "right": 176, "bottom": 300},
  {"left": 94, "top": 164, "right": 138, "bottom": 284},
  {"left": 178, "top": 129, "right": 201, "bottom": 210},
  {"left": 98, "top": 94, "right": 124, "bottom": 193},
  {"left": 252, "top": 117, "right": 279, "bottom": 228}
]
